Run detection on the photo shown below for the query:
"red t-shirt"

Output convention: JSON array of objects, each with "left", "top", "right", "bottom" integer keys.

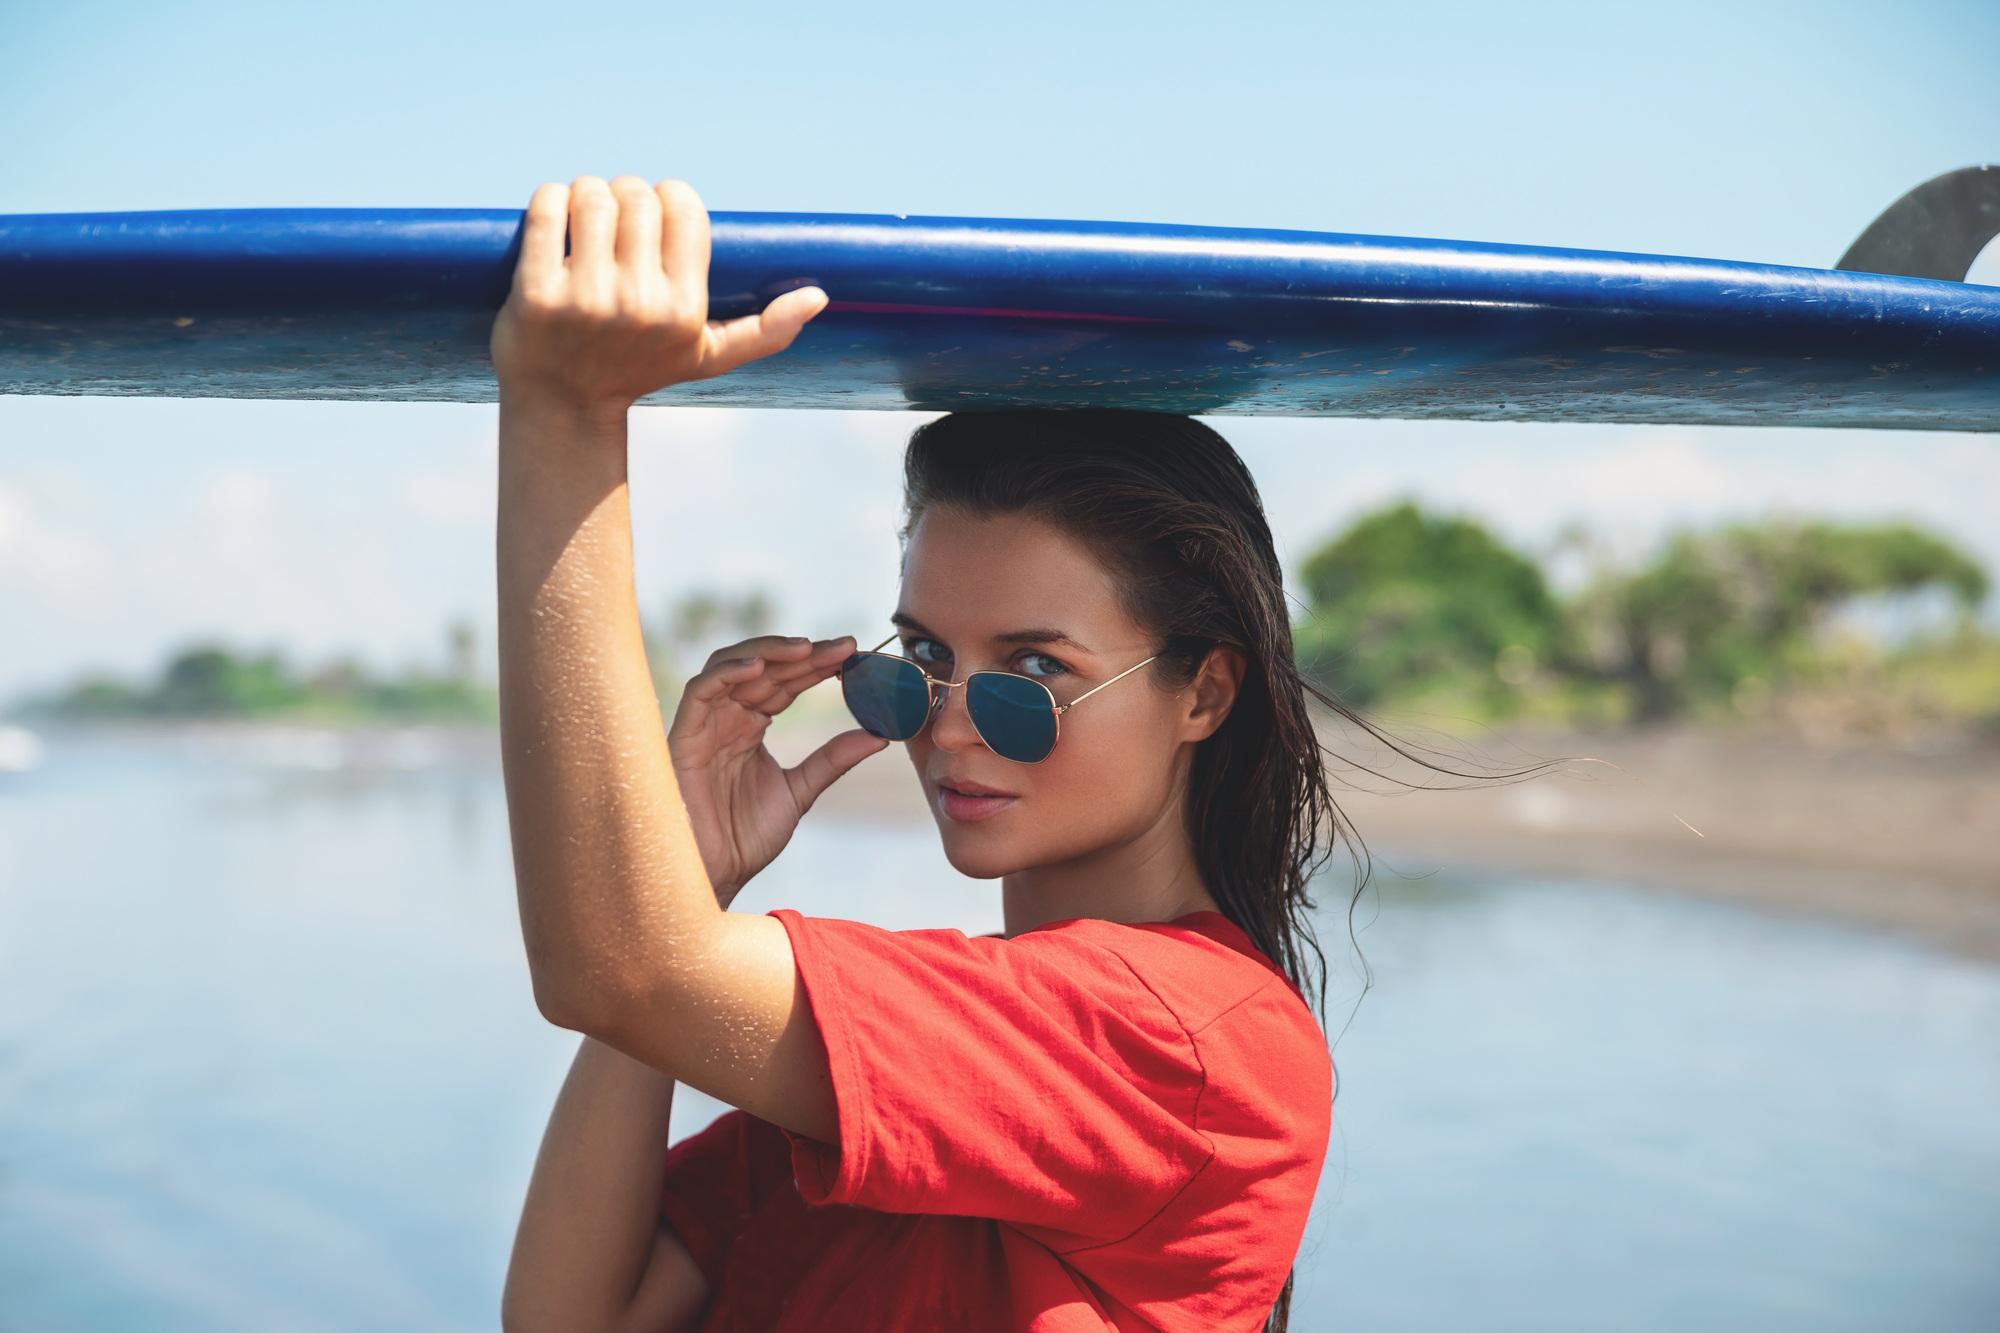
[{"left": 655, "top": 907, "right": 1331, "bottom": 1331}]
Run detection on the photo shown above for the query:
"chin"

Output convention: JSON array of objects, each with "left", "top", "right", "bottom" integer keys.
[{"left": 936, "top": 832, "right": 1024, "bottom": 881}]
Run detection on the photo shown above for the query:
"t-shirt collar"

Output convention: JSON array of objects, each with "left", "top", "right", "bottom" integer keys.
[{"left": 999, "top": 908, "right": 1286, "bottom": 980}]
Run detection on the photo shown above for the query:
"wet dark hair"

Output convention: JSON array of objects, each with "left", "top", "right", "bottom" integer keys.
[{"left": 897, "top": 408, "right": 1572, "bottom": 1333}]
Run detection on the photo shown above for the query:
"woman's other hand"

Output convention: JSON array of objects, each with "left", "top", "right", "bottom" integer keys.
[
  {"left": 668, "top": 635, "right": 890, "bottom": 907},
  {"left": 489, "top": 175, "right": 829, "bottom": 416}
]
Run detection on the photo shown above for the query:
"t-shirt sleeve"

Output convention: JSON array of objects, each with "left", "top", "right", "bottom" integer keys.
[
  {"left": 766, "top": 907, "right": 1215, "bottom": 1252},
  {"left": 656, "top": 1107, "right": 757, "bottom": 1291}
]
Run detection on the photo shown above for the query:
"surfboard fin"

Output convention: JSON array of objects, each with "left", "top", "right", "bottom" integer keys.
[{"left": 1835, "top": 164, "right": 2000, "bottom": 282}]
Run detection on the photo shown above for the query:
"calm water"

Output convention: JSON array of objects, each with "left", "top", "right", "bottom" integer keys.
[{"left": 1, "top": 724, "right": 1995, "bottom": 1331}]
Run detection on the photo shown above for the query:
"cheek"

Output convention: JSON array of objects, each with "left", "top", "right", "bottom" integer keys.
[{"left": 1036, "top": 709, "right": 1171, "bottom": 814}]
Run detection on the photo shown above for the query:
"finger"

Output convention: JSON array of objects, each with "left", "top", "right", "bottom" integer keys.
[
  {"left": 657, "top": 179, "right": 710, "bottom": 323},
  {"left": 697, "top": 286, "right": 830, "bottom": 379},
  {"left": 710, "top": 636, "right": 856, "bottom": 710},
  {"left": 610, "top": 175, "right": 662, "bottom": 281},
  {"left": 787, "top": 728, "right": 893, "bottom": 815},
  {"left": 700, "top": 634, "right": 819, "bottom": 673},
  {"left": 732, "top": 640, "right": 857, "bottom": 715},
  {"left": 684, "top": 635, "right": 833, "bottom": 710},
  {"left": 514, "top": 182, "right": 570, "bottom": 298},
  {"left": 740, "top": 652, "right": 856, "bottom": 712},
  {"left": 738, "top": 635, "right": 857, "bottom": 682},
  {"left": 683, "top": 653, "right": 775, "bottom": 704},
  {"left": 567, "top": 175, "right": 618, "bottom": 299}
]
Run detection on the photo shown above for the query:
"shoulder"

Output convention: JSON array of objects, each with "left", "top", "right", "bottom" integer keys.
[
  {"left": 770, "top": 907, "right": 1205, "bottom": 1086},
  {"left": 1029, "top": 914, "right": 1317, "bottom": 1039},
  {"left": 1046, "top": 915, "right": 1332, "bottom": 1129}
]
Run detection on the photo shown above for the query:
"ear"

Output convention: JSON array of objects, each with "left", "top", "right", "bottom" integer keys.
[{"left": 1180, "top": 643, "right": 1248, "bottom": 744}]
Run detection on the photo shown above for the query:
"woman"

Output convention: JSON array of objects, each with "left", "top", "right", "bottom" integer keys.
[{"left": 493, "top": 176, "right": 1347, "bottom": 1333}]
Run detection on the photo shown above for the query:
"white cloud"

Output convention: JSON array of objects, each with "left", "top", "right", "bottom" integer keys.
[
  {"left": 393, "top": 436, "right": 496, "bottom": 527},
  {"left": 0, "top": 474, "right": 117, "bottom": 601},
  {"left": 0, "top": 482, "right": 21, "bottom": 548},
  {"left": 196, "top": 468, "right": 278, "bottom": 522}
]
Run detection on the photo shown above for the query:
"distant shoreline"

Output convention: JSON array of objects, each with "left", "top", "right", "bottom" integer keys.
[{"left": 21, "top": 708, "right": 1998, "bottom": 966}]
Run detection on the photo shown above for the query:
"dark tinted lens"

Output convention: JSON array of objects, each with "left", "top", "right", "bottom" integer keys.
[
  {"left": 841, "top": 653, "right": 933, "bottom": 740},
  {"left": 967, "top": 672, "right": 1058, "bottom": 763}
]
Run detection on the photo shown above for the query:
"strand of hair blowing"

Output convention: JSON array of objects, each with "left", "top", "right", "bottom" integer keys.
[{"left": 898, "top": 409, "right": 1576, "bottom": 1333}]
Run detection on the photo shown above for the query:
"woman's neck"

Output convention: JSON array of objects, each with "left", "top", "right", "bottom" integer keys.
[{"left": 1000, "top": 802, "right": 1219, "bottom": 938}]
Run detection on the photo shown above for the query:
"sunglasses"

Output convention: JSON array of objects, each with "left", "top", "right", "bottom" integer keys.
[{"left": 839, "top": 632, "right": 1160, "bottom": 764}]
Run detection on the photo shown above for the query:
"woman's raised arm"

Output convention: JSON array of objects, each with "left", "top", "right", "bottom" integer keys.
[{"left": 491, "top": 175, "right": 876, "bottom": 1140}]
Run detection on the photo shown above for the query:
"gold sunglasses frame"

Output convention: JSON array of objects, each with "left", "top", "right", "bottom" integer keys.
[{"left": 842, "top": 632, "right": 1160, "bottom": 765}]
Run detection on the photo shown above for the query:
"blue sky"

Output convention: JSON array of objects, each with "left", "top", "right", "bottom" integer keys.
[{"left": 2, "top": 0, "right": 1997, "bottom": 702}]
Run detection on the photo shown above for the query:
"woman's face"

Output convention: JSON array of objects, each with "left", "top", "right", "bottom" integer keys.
[{"left": 891, "top": 507, "right": 1219, "bottom": 879}]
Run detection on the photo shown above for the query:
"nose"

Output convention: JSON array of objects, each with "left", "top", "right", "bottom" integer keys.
[{"left": 925, "top": 677, "right": 985, "bottom": 754}]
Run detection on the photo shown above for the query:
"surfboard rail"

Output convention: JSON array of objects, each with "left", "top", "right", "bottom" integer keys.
[{"left": 1, "top": 207, "right": 1995, "bottom": 428}]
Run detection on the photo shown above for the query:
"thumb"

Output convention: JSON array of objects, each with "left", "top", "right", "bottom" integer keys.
[
  {"left": 787, "top": 728, "right": 891, "bottom": 814},
  {"left": 699, "top": 285, "right": 829, "bottom": 378}
]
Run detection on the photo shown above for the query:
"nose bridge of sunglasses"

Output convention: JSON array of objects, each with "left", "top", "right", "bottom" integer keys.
[{"left": 928, "top": 673, "right": 968, "bottom": 719}]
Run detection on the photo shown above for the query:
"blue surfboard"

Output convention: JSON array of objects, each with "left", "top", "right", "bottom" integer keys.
[{"left": 2, "top": 194, "right": 1996, "bottom": 429}]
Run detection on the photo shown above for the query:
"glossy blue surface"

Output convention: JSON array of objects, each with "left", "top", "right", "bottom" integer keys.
[{"left": 2, "top": 208, "right": 1997, "bottom": 428}]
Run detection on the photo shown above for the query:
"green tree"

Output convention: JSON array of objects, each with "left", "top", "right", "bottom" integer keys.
[
  {"left": 1563, "top": 516, "right": 1989, "bottom": 722},
  {"left": 148, "top": 643, "right": 309, "bottom": 715},
  {"left": 1293, "top": 500, "right": 1567, "bottom": 711}
]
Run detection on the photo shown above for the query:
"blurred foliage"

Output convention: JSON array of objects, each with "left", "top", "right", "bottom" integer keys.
[
  {"left": 9, "top": 617, "right": 498, "bottom": 724},
  {"left": 1561, "top": 517, "right": 1988, "bottom": 722},
  {"left": 1294, "top": 500, "right": 1570, "bottom": 712},
  {"left": 5, "top": 588, "right": 795, "bottom": 728},
  {"left": 1294, "top": 502, "right": 1995, "bottom": 732}
]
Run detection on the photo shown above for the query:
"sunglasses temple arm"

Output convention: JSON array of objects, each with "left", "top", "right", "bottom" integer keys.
[{"left": 1064, "top": 653, "right": 1160, "bottom": 709}]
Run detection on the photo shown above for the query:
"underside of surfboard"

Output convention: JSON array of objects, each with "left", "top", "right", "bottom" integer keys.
[{"left": 1, "top": 171, "right": 1995, "bottom": 429}]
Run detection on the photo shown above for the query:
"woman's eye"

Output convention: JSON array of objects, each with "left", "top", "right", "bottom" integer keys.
[
  {"left": 1017, "top": 651, "right": 1068, "bottom": 679},
  {"left": 905, "top": 638, "right": 1067, "bottom": 679}
]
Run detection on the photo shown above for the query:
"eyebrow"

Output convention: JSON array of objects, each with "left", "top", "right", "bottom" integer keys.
[{"left": 890, "top": 611, "right": 1093, "bottom": 656}]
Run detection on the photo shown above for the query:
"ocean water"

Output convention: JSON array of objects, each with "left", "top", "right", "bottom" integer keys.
[{"left": 0, "top": 724, "right": 1994, "bottom": 1332}]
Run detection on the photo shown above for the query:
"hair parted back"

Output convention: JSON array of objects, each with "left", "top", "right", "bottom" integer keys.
[{"left": 897, "top": 408, "right": 1572, "bottom": 1333}]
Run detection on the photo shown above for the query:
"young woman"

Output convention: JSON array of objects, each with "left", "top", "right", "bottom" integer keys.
[{"left": 493, "top": 176, "right": 1347, "bottom": 1333}]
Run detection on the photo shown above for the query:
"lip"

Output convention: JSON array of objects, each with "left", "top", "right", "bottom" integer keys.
[
  {"left": 936, "top": 777, "right": 1016, "bottom": 798},
  {"left": 937, "top": 782, "right": 1019, "bottom": 822}
]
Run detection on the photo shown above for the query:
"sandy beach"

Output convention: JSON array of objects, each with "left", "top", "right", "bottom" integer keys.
[{"left": 777, "top": 695, "right": 2000, "bottom": 965}]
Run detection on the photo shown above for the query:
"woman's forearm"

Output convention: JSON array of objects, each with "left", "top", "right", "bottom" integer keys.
[
  {"left": 502, "top": 1035, "right": 678, "bottom": 1332},
  {"left": 495, "top": 393, "right": 724, "bottom": 1028}
]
